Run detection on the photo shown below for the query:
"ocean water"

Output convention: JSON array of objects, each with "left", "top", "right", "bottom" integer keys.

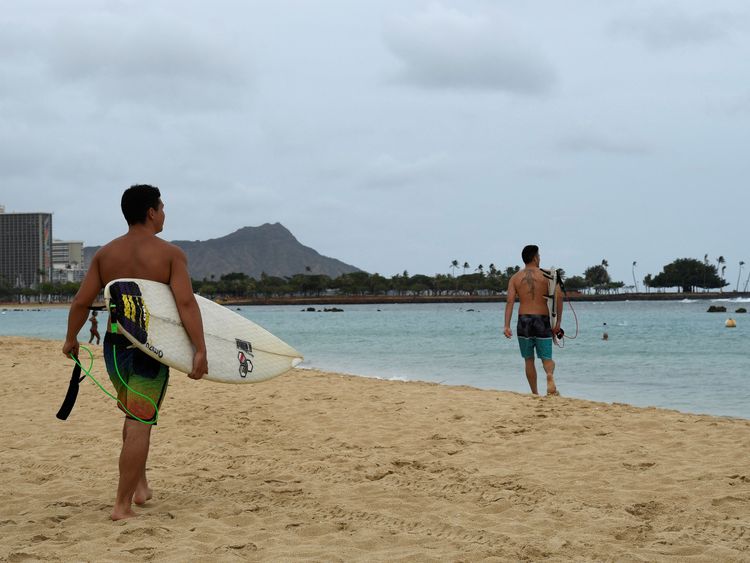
[{"left": 2, "top": 299, "right": 748, "bottom": 419}]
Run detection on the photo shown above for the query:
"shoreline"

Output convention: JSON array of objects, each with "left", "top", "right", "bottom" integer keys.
[
  {"left": 1, "top": 303, "right": 69, "bottom": 309},
  {"left": 13, "top": 335, "right": 748, "bottom": 422},
  {"left": 3, "top": 336, "right": 749, "bottom": 561}
]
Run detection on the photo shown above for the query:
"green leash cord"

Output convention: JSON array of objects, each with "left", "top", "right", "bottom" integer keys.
[{"left": 69, "top": 344, "right": 159, "bottom": 425}]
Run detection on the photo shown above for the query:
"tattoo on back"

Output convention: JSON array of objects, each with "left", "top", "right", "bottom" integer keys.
[{"left": 523, "top": 270, "right": 536, "bottom": 299}]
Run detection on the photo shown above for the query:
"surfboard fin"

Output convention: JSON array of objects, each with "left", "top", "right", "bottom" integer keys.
[{"left": 56, "top": 360, "right": 85, "bottom": 421}]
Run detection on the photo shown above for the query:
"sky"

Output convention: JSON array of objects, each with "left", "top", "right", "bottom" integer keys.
[{"left": 1, "top": 0, "right": 749, "bottom": 287}]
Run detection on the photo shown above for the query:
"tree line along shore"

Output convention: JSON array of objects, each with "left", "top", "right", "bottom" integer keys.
[
  {"left": 216, "top": 292, "right": 749, "bottom": 307},
  {"left": 2, "top": 256, "right": 745, "bottom": 304}
]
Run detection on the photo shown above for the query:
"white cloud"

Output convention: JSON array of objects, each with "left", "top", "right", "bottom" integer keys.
[{"left": 383, "top": 4, "right": 556, "bottom": 95}]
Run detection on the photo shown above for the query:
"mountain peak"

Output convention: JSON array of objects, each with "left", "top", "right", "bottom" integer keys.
[
  {"left": 172, "top": 224, "right": 360, "bottom": 280},
  {"left": 223, "top": 223, "right": 297, "bottom": 244}
]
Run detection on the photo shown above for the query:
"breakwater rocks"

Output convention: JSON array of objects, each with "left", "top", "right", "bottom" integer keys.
[{"left": 708, "top": 305, "right": 748, "bottom": 313}]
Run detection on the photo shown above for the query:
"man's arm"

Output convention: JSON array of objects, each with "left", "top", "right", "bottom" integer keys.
[
  {"left": 169, "top": 247, "right": 208, "bottom": 380},
  {"left": 62, "top": 255, "right": 104, "bottom": 359},
  {"left": 504, "top": 276, "right": 517, "bottom": 338},
  {"left": 554, "top": 284, "right": 563, "bottom": 331}
]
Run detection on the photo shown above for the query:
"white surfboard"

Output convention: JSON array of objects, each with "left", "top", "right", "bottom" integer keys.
[
  {"left": 104, "top": 279, "right": 303, "bottom": 383},
  {"left": 542, "top": 267, "right": 558, "bottom": 326}
]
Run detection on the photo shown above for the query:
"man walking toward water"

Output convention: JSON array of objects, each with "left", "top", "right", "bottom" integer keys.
[
  {"left": 504, "top": 245, "right": 562, "bottom": 396},
  {"left": 62, "top": 184, "right": 208, "bottom": 520}
]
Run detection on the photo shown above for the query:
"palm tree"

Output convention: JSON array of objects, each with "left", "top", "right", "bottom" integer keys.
[
  {"left": 744, "top": 267, "right": 750, "bottom": 293},
  {"left": 632, "top": 261, "right": 639, "bottom": 293},
  {"left": 601, "top": 259, "right": 609, "bottom": 270},
  {"left": 476, "top": 264, "right": 484, "bottom": 277},
  {"left": 463, "top": 262, "right": 470, "bottom": 276},
  {"left": 737, "top": 261, "right": 745, "bottom": 292},
  {"left": 703, "top": 254, "right": 709, "bottom": 291},
  {"left": 644, "top": 273, "right": 653, "bottom": 293},
  {"left": 717, "top": 256, "right": 726, "bottom": 292},
  {"left": 450, "top": 260, "right": 459, "bottom": 277}
]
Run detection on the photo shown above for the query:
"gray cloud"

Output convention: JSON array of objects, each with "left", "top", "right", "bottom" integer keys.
[
  {"left": 722, "top": 92, "right": 750, "bottom": 115},
  {"left": 609, "top": 8, "right": 737, "bottom": 50},
  {"left": 2, "top": 10, "right": 253, "bottom": 114},
  {"left": 383, "top": 4, "right": 556, "bottom": 95},
  {"left": 359, "top": 153, "right": 446, "bottom": 191},
  {"left": 558, "top": 134, "right": 651, "bottom": 156},
  {"left": 0, "top": 1, "right": 747, "bottom": 284}
]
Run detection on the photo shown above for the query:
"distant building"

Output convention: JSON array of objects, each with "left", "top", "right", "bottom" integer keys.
[
  {"left": 0, "top": 206, "right": 53, "bottom": 289},
  {"left": 52, "top": 239, "right": 86, "bottom": 283}
]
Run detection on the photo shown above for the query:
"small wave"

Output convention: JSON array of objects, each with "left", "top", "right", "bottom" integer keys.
[
  {"left": 388, "top": 375, "right": 410, "bottom": 382},
  {"left": 712, "top": 297, "right": 750, "bottom": 303},
  {"left": 680, "top": 299, "right": 697, "bottom": 303}
]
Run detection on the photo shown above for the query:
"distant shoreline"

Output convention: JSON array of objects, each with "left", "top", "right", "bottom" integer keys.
[
  {"left": 218, "top": 291, "right": 750, "bottom": 307},
  {"left": 0, "top": 303, "right": 68, "bottom": 310},
  {"left": 3, "top": 291, "right": 748, "bottom": 309}
]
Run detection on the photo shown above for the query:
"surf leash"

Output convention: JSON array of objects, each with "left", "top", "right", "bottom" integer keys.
[
  {"left": 57, "top": 344, "right": 159, "bottom": 425},
  {"left": 553, "top": 274, "right": 580, "bottom": 348}
]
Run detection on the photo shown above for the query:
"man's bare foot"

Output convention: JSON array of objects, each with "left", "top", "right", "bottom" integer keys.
[
  {"left": 111, "top": 507, "right": 137, "bottom": 521},
  {"left": 133, "top": 487, "right": 153, "bottom": 505},
  {"left": 546, "top": 387, "right": 560, "bottom": 396}
]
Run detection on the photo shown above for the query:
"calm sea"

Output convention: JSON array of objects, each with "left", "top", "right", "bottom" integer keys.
[{"left": 2, "top": 299, "right": 748, "bottom": 419}]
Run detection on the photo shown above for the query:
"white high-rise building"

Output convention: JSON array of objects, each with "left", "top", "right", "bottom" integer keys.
[{"left": 52, "top": 239, "right": 86, "bottom": 283}]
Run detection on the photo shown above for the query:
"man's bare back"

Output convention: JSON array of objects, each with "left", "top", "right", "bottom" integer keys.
[
  {"left": 95, "top": 233, "right": 177, "bottom": 286},
  {"left": 509, "top": 267, "right": 550, "bottom": 316}
]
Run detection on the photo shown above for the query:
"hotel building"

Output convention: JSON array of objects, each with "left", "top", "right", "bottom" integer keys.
[{"left": 0, "top": 206, "right": 53, "bottom": 288}]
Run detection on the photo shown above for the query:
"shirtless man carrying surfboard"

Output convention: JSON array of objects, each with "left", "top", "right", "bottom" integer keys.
[
  {"left": 503, "top": 245, "right": 562, "bottom": 396},
  {"left": 62, "top": 184, "right": 208, "bottom": 521}
]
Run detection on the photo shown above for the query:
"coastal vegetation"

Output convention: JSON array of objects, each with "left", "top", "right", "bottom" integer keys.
[
  {"left": 1, "top": 257, "right": 739, "bottom": 302},
  {"left": 645, "top": 258, "right": 727, "bottom": 293}
]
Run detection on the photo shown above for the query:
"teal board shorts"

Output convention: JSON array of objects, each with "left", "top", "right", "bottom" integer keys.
[
  {"left": 517, "top": 315, "right": 553, "bottom": 361},
  {"left": 103, "top": 332, "right": 169, "bottom": 423}
]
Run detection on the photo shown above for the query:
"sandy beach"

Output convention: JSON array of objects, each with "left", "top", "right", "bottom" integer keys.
[{"left": 1, "top": 336, "right": 749, "bottom": 562}]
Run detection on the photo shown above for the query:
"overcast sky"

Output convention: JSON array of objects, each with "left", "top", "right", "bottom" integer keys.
[{"left": 2, "top": 0, "right": 749, "bottom": 286}]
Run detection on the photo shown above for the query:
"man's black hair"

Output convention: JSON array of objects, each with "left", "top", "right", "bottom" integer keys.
[
  {"left": 521, "top": 245, "right": 539, "bottom": 265},
  {"left": 121, "top": 184, "right": 161, "bottom": 225}
]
